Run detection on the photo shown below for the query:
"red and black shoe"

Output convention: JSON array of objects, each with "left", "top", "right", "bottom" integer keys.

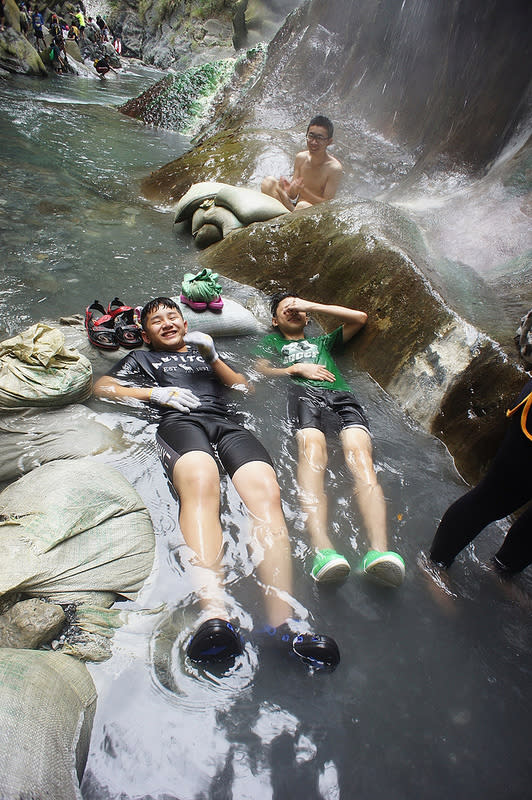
[
  {"left": 85, "top": 300, "right": 119, "bottom": 350},
  {"left": 107, "top": 297, "right": 143, "bottom": 349}
]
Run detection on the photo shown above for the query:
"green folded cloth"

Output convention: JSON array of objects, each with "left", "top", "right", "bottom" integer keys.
[{"left": 181, "top": 268, "right": 222, "bottom": 302}]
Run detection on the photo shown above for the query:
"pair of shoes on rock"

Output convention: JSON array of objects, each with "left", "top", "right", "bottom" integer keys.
[
  {"left": 85, "top": 297, "right": 143, "bottom": 350},
  {"left": 180, "top": 294, "right": 224, "bottom": 313},
  {"left": 186, "top": 617, "right": 340, "bottom": 671},
  {"left": 311, "top": 547, "right": 405, "bottom": 587}
]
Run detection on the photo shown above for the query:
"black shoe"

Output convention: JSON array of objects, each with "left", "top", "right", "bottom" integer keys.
[
  {"left": 292, "top": 632, "right": 340, "bottom": 670},
  {"left": 186, "top": 618, "right": 243, "bottom": 664},
  {"left": 255, "top": 623, "right": 340, "bottom": 672}
]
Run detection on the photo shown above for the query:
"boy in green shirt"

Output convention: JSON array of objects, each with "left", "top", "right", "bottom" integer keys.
[{"left": 255, "top": 293, "right": 405, "bottom": 587}]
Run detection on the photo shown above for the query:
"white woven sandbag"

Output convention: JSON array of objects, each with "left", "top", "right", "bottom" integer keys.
[
  {"left": 0, "top": 324, "right": 92, "bottom": 409},
  {"left": 0, "top": 459, "right": 155, "bottom": 603},
  {"left": 175, "top": 296, "right": 265, "bottom": 336},
  {"left": 0, "top": 404, "right": 126, "bottom": 482},
  {"left": 0, "top": 649, "right": 96, "bottom": 800},
  {"left": 173, "top": 181, "right": 231, "bottom": 223},
  {"left": 214, "top": 184, "right": 290, "bottom": 224}
]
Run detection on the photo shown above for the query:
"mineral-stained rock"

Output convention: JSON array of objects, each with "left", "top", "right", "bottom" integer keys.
[{"left": 0, "top": 598, "right": 66, "bottom": 649}]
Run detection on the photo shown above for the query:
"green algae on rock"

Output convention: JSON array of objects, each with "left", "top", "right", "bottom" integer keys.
[{"left": 120, "top": 58, "right": 237, "bottom": 134}]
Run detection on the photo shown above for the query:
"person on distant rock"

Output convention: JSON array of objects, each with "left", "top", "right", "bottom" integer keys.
[
  {"left": 93, "top": 296, "right": 340, "bottom": 671},
  {"left": 0, "top": 0, "right": 6, "bottom": 32},
  {"left": 68, "top": 20, "right": 79, "bottom": 43},
  {"left": 49, "top": 38, "right": 66, "bottom": 73},
  {"left": 429, "top": 378, "right": 532, "bottom": 575},
  {"left": 254, "top": 292, "right": 406, "bottom": 588},
  {"left": 261, "top": 115, "right": 343, "bottom": 212},
  {"left": 93, "top": 55, "right": 117, "bottom": 76},
  {"left": 86, "top": 15, "right": 100, "bottom": 42},
  {"left": 31, "top": 8, "right": 45, "bottom": 51},
  {"left": 96, "top": 13, "right": 110, "bottom": 41},
  {"left": 19, "top": 3, "right": 30, "bottom": 37},
  {"left": 74, "top": 7, "right": 84, "bottom": 38},
  {"left": 49, "top": 12, "right": 61, "bottom": 41}
]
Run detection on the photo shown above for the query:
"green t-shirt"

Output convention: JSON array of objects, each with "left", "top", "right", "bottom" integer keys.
[{"left": 255, "top": 326, "right": 350, "bottom": 391}]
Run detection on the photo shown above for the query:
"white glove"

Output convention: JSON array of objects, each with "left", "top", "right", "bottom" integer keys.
[
  {"left": 150, "top": 386, "right": 201, "bottom": 413},
  {"left": 184, "top": 331, "right": 219, "bottom": 364}
]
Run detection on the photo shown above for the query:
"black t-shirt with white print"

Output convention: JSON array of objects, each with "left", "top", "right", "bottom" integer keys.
[{"left": 107, "top": 346, "right": 233, "bottom": 418}]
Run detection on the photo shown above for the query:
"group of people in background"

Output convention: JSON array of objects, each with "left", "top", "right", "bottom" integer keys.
[{"left": 11, "top": 4, "right": 120, "bottom": 64}]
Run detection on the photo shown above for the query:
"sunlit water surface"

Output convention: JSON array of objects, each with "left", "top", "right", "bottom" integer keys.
[{"left": 0, "top": 68, "right": 531, "bottom": 800}]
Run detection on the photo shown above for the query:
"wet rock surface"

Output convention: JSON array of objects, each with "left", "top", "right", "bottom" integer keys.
[
  {"left": 0, "top": 23, "right": 47, "bottom": 76},
  {"left": 0, "top": 598, "right": 66, "bottom": 649}
]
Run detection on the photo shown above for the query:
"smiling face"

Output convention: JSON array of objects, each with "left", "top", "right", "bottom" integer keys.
[
  {"left": 141, "top": 303, "right": 188, "bottom": 351},
  {"left": 305, "top": 124, "right": 332, "bottom": 154},
  {"left": 272, "top": 296, "right": 308, "bottom": 338}
]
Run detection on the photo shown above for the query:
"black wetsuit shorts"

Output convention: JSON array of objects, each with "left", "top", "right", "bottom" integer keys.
[
  {"left": 288, "top": 385, "right": 370, "bottom": 435},
  {"left": 156, "top": 412, "right": 273, "bottom": 481}
]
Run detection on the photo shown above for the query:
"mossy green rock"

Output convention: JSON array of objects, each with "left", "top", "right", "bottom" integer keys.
[{"left": 0, "top": 26, "right": 47, "bottom": 75}]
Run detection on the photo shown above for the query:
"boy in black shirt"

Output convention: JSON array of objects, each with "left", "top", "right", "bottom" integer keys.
[{"left": 94, "top": 297, "right": 339, "bottom": 670}]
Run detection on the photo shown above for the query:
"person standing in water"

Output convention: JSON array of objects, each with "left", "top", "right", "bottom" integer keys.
[
  {"left": 93, "top": 297, "right": 340, "bottom": 670},
  {"left": 429, "top": 378, "right": 532, "bottom": 574},
  {"left": 261, "top": 115, "right": 343, "bottom": 212},
  {"left": 254, "top": 293, "right": 406, "bottom": 587}
]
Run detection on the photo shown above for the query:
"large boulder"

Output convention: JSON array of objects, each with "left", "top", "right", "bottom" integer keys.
[{"left": 0, "top": 24, "right": 47, "bottom": 75}]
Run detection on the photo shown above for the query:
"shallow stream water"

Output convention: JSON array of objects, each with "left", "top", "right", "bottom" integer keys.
[{"left": 1, "top": 69, "right": 531, "bottom": 800}]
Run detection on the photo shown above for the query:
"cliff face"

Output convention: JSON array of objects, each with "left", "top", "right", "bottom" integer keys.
[
  {"left": 0, "top": 0, "right": 300, "bottom": 74},
  {"left": 204, "top": 0, "right": 531, "bottom": 173},
  {"left": 105, "top": 0, "right": 301, "bottom": 68}
]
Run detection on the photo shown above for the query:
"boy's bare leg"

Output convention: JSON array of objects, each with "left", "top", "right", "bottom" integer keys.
[
  {"left": 295, "top": 428, "right": 335, "bottom": 551},
  {"left": 172, "top": 451, "right": 226, "bottom": 617},
  {"left": 232, "top": 461, "right": 293, "bottom": 627},
  {"left": 340, "top": 427, "right": 388, "bottom": 552}
]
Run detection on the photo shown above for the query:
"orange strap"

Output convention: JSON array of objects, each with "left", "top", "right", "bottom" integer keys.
[{"left": 506, "top": 390, "right": 532, "bottom": 442}]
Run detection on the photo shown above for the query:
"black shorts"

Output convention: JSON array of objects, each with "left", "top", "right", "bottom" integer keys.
[
  {"left": 288, "top": 385, "right": 370, "bottom": 435},
  {"left": 156, "top": 412, "right": 273, "bottom": 481}
]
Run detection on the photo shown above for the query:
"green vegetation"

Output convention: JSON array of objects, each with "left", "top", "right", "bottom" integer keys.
[
  {"left": 141, "top": 59, "right": 236, "bottom": 133},
  {"left": 136, "top": 0, "right": 236, "bottom": 25},
  {"left": 190, "top": 0, "right": 234, "bottom": 20}
]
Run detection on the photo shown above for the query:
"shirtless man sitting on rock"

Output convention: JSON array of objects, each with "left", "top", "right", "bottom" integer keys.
[{"left": 261, "top": 115, "right": 343, "bottom": 212}]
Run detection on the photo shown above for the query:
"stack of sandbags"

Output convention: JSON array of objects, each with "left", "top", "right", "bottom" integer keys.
[{"left": 174, "top": 181, "right": 289, "bottom": 248}]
